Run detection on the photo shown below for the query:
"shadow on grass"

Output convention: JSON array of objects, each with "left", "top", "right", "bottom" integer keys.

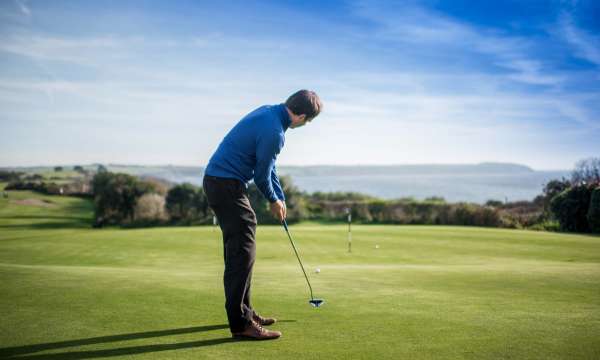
[
  {"left": 0, "top": 194, "right": 94, "bottom": 230},
  {"left": 0, "top": 215, "right": 90, "bottom": 221},
  {"left": 0, "top": 324, "right": 231, "bottom": 358},
  {"left": 0, "top": 221, "right": 92, "bottom": 230},
  {"left": 1, "top": 337, "right": 238, "bottom": 360}
]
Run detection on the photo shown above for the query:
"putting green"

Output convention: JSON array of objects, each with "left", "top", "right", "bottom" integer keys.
[{"left": 1, "top": 189, "right": 599, "bottom": 359}]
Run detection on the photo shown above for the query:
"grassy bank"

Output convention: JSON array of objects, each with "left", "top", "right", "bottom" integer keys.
[{"left": 0, "top": 189, "right": 599, "bottom": 359}]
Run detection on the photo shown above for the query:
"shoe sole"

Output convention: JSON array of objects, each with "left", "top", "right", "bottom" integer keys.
[{"left": 232, "top": 334, "right": 281, "bottom": 341}]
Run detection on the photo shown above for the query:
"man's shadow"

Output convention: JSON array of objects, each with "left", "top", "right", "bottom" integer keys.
[{"left": 0, "top": 321, "right": 296, "bottom": 360}]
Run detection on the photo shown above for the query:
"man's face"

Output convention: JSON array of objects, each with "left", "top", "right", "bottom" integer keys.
[{"left": 290, "top": 114, "right": 312, "bottom": 129}]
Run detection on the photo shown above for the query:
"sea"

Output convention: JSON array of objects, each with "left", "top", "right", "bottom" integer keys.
[{"left": 286, "top": 171, "right": 570, "bottom": 204}]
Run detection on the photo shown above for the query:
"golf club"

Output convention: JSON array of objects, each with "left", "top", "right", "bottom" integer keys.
[{"left": 282, "top": 219, "right": 324, "bottom": 308}]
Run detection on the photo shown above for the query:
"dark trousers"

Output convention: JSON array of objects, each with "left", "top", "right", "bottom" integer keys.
[{"left": 203, "top": 175, "right": 257, "bottom": 333}]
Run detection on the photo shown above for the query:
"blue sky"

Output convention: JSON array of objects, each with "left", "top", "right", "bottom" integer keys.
[{"left": 0, "top": 0, "right": 598, "bottom": 170}]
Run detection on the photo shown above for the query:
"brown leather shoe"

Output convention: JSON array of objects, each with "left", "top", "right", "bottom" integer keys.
[
  {"left": 232, "top": 321, "right": 281, "bottom": 340},
  {"left": 253, "top": 313, "right": 277, "bottom": 326}
]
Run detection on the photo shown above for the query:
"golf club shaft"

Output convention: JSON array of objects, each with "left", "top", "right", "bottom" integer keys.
[{"left": 282, "top": 219, "right": 315, "bottom": 300}]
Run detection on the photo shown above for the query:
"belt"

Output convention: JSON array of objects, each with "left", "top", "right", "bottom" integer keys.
[{"left": 204, "top": 175, "right": 245, "bottom": 186}]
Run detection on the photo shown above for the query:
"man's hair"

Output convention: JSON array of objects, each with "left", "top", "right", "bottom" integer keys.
[{"left": 285, "top": 90, "right": 322, "bottom": 120}]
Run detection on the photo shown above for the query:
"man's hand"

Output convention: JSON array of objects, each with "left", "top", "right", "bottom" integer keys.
[{"left": 270, "top": 200, "right": 286, "bottom": 222}]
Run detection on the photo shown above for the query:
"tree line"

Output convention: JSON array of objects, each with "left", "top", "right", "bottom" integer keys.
[
  {"left": 86, "top": 158, "right": 599, "bottom": 233},
  {"left": 2, "top": 158, "right": 599, "bottom": 233}
]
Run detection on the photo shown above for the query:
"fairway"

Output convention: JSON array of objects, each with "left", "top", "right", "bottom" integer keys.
[{"left": 1, "top": 191, "right": 600, "bottom": 359}]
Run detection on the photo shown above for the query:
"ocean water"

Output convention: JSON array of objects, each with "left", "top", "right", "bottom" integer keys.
[{"left": 287, "top": 171, "right": 569, "bottom": 204}]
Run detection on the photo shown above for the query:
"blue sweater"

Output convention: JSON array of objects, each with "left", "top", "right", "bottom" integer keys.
[{"left": 205, "top": 104, "right": 291, "bottom": 203}]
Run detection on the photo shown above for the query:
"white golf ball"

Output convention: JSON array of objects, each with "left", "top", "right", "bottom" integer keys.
[
  {"left": 375, "top": 245, "right": 380, "bottom": 249},
  {"left": 315, "top": 268, "right": 320, "bottom": 273}
]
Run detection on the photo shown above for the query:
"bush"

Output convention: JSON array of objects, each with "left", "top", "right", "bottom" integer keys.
[
  {"left": 166, "top": 183, "right": 198, "bottom": 222},
  {"left": 247, "top": 176, "right": 308, "bottom": 224},
  {"left": 550, "top": 185, "right": 592, "bottom": 232},
  {"left": 485, "top": 199, "right": 504, "bottom": 207},
  {"left": 165, "top": 183, "right": 210, "bottom": 224},
  {"left": 528, "top": 220, "right": 561, "bottom": 232},
  {"left": 0, "top": 171, "right": 23, "bottom": 182},
  {"left": 92, "top": 172, "right": 154, "bottom": 226},
  {"left": 588, "top": 187, "right": 600, "bottom": 233},
  {"left": 541, "top": 178, "right": 571, "bottom": 216},
  {"left": 25, "top": 174, "right": 43, "bottom": 181},
  {"left": 134, "top": 193, "right": 167, "bottom": 222}
]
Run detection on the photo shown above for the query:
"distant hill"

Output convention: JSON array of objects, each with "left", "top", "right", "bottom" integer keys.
[
  {"left": 1, "top": 162, "right": 568, "bottom": 203},
  {"left": 2, "top": 162, "right": 535, "bottom": 185},
  {"left": 277, "top": 163, "right": 534, "bottom": 176}
]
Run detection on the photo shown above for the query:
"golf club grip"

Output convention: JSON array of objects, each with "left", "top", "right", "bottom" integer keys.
[{"left": 282, "top": 220, "right": 314, "bottom": 300}]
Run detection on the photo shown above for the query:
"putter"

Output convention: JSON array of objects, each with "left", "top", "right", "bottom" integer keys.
[{"left": 282, "top": 219, "right": 324, "bottom": 308}]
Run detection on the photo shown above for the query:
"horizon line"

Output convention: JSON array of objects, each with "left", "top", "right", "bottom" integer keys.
[{"left": 0, "top": 162, "right": 572, "bottom": 172}]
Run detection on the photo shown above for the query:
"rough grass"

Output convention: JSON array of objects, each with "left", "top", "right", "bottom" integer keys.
[{"left": 1, "top": 186, "right": 599, "bottom": 359}]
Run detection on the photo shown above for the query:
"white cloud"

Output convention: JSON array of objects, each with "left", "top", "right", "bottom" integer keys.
[
  {"left": 0, "top": 2, "right": 598, "bottom": 169},
  {"left": 559, "top": 12, "right": 600, "bottom": 67},
  {"left": 349, "top": 1, "right": 563, "bottom": 87},
  {"left": 0, "top": 35, "right": 132, "bottom": 65}
]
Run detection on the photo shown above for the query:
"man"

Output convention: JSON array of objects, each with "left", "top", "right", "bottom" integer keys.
[{"left": 203, "top": 90, "right": 322, "bottom": 340}]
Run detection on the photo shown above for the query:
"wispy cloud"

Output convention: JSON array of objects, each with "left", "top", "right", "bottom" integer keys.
[
  {"left": 0, "top": 1, "right": 598, "bottom": 168},
  {"left": 0, "top": 35, "right": 132, "bottom": 64},
  {"left": 559, "top": 12, "right": 600, "bottom": 67},
  {"left": 14, "top": 0, "right": 30, "bottom": 17},
  {"left": 350, "top": 1, "right": 563, "bottom": 86}
]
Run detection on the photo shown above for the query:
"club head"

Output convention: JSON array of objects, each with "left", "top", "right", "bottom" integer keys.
[{"left": 309, "top": 299, "right": 324, "bottom": 308}]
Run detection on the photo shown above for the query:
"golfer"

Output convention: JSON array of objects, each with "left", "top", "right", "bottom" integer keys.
[{"left": 203, "top": 90, "right": 322, "bottom": 340}]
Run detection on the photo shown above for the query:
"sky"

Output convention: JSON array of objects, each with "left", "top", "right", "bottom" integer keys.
[{"left": 0, "top": 0, "right": 599, "bottom": 170}]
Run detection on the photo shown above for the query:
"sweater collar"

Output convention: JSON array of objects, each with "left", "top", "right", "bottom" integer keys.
[{"left": 278, "top": 103, "right": 292, "bottom": 130}]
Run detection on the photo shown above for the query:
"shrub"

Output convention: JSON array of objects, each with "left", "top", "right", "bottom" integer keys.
[
  {"left": 166, "top": 183, "right": 199, "bottom": 222},
  {"left": 550, "top": 185, "right": 592, "bottom": 232},
  {"left": 528, "top": 220, "right": 561, "bottom": 232},
  {"left": 165, "top": 183, "right": 209, "bottom": 224},
  {"left": 92, "top": 172, "right": 154, "bottom": 226},
  {"left": 485, "top": 199, "right": 504, "bottom": 207},
  {"left": 247, "top": 176, "right": 308, "bottom": 224},
  {"left": 588, "top": 187, "right": 600, "bottom": 233},
  {"left": 541, "top": 178, "right": 571, "bottom": 216},
  {"left": 134, "top": 193, "right": 167, "bottom": 222},
  {"left": 0, "top": 171, "right": 23, "bottom": 182}
]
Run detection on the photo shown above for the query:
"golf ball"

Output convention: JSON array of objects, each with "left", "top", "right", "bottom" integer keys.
[
  {"left": 375, "top": 245, "right": 380, "bottom": 249},
  {"left": 315, "top": 268, "right": 320, "bottom": 273}
]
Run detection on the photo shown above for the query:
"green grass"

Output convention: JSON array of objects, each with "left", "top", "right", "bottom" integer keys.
[{"left": 1, "top": 188, "right": 599, "bottom": 359}]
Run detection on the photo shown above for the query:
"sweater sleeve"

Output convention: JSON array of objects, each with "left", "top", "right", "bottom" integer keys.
[
  {"left": 271, "top": 165, "right": 285, "bottom": 202},
  {"left": 254, "top": 131, "right": 284, "bottom": 203}
]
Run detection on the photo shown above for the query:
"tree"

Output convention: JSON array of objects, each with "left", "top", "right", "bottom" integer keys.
[
  {"left": 541, "top": 178, "right": 571, "bottom": 216},
  {"left": 166, "top": 183, "right": 196, "bottom": 221},
  {"left": 54, "top": 166, "right": 63, "bottom": 172},
  {"left": 279, "top": 175, "right": 308, "bottom": 223},
  {"left": 571, "top": 157, "right": 600, "bottom": 185},
  {"left": 194, "top": 187, "right": 210, "bottom": 221},
  {"left": 0, "top": 171, "right": 23, "bottom": 182},
  {"left": 247, "top": 183, "right": 271, "bottom": 224},
  {"left": 134, "top": 193, "right": 167, "bottom": 222},
  {"left": 588, "top": 187, "right": 600, "bottom": 233},
  {"left": 550, "top": 185, "right": 592, "bottom": 232},
  {"left": 92, "top": 172, "right": 153, "bottom": 226}
]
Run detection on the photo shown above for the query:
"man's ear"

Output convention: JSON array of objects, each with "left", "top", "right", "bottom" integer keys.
[{"left": 298, "top": 114, "right": 307, "bottom": 122}]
